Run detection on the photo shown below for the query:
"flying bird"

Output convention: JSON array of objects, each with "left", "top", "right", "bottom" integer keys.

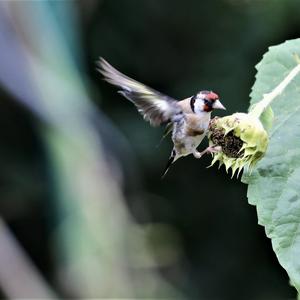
[{"left": 97, "top": 58, "right": 225, "bottom": 177}]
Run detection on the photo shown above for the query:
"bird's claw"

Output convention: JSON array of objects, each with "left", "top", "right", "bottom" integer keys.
[
  {"left": 193, "top": 146, "right": 221, "bottom": 159},
  {"left": 200, "top": 146, "right": 221, "bottom": 156}
]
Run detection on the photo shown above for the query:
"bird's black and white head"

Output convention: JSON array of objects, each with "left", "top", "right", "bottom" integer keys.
[{"left": 190, "top": 90, "right": 225, "bottom": 114}]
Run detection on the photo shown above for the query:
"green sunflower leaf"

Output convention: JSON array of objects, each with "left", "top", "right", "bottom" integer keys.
[{"left": 243, "top": 39, "right": 300, "bottom": 293}]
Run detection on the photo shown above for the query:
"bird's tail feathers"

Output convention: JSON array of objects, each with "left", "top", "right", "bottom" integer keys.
[{"left": 161, "top": 149, "right": 178, "bottom": 179}]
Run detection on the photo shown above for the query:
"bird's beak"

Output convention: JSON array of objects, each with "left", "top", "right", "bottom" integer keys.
[{"left": 213, "top": 99, "right": 226, "bottom": 110}]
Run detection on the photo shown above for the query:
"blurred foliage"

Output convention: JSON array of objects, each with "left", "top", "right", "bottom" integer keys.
[{"left": 0, "top": 0, "right": 299, "bottom": 299}]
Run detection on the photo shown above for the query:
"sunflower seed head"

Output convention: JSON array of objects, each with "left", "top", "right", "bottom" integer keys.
[{"left": 208, "top": 113, "right": 269, "bottom": 177}]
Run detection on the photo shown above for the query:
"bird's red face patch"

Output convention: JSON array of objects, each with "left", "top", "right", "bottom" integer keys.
[
  {"left": 206, "top": 92, "right": 219, "bottom": 102},
  {"left": 203, "top": 91, "right": 219, "bottom": 112},
  {"left": 194, "top": 90, "right": 220, "bottom": 112}
]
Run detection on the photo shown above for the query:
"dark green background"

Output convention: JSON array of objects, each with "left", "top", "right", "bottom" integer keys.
[{"left": 1, "top": 0, "right": 300, "bottom": 299}]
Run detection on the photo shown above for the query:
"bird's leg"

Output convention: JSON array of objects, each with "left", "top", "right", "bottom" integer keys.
[
  {"left": 193, "top": 150, "right": 202, "bottom": 159},
  {"left": 200, "top": 146, "right": 222, "bottom": 156},
  {"left": 193, "top": 146, "right": 221, "bottom": 159}
]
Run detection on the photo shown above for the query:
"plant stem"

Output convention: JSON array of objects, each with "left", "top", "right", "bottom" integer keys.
[{"left": 250, "top": 60, "right": 300, "bottom": 118}]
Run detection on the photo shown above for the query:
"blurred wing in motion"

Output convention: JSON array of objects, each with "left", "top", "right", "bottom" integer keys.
[{"left": 97, "top": 58, "right": 182, "bottom": 126}]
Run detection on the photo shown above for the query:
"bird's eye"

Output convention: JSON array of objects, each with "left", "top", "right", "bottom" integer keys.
[{"left": 204, "top": 99, "right": 209, "bottom": 104}]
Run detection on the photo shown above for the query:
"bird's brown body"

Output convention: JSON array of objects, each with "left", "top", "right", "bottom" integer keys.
[{"left": 97, "top": 58, "right": 225, "bottom": 176}]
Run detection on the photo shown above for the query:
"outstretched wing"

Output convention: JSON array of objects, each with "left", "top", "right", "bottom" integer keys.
[{"left": 97, "top": 58, "right": 182, "bottom": 126}]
